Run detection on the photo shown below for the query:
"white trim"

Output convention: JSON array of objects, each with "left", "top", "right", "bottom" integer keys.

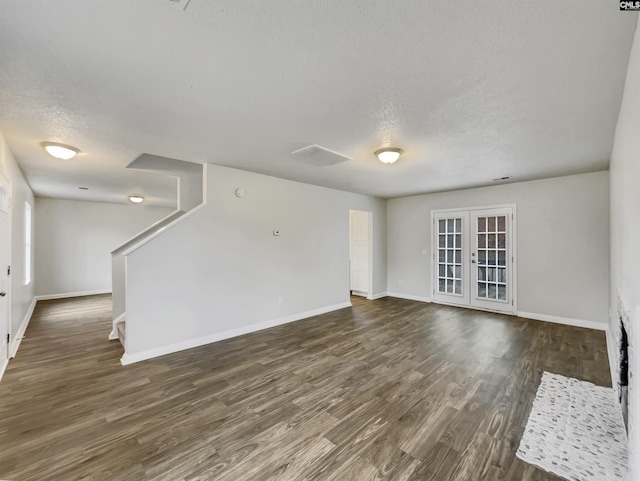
[
  {"left": 109, "top": 312, "right": 126, "bottom": 341},
  {"left": 35, "top": 289, "right": 112, "bottom": 301},
  {"left": 120, "top": 301, "right": 352, "bottom": 365},
  {"left": 0, "top": 358, "right": 7, "bottom": 382},
  {"left": 387, "top": 292, "right": 432, "bottom": 303},
  {"left": 367, "top": 292, "right": 388, "bottom": 300},
  {"left": 10, "top": 297, "right": 36, "bottom": 358},
  {"left": 351, "top": 291, "right": 368, "bottom": 298},
  {"left": 606, "top": 324, "right": 617, "bottom": 385},
  {"left": 517, "top": 311, "right": 607, "bottom": 331},
  {"left": 430, "top": 203, "right": 518, "bottom": 214}
]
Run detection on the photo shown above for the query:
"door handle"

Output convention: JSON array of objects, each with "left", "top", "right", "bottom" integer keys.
[{"left": 0, "top": 292, "right": 5, "bottom": 297}]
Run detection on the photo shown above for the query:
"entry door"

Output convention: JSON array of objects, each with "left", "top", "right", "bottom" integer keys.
[
  {"left": 0, "top": 170, "right": 10, "bottom": 361},
  {"left": 433, "top": 206, "right": 514, "bottom": 314},
  {"left": 470, "top": 208, "right": 513, "bottom": 313}
]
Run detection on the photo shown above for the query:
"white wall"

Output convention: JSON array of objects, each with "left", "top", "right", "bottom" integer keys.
[
  {"left": 124, "top": 164, "right": 387, "bottom": 359},
  {"left": 35, "top": 198, "right": 172, "bottom": 297},
  {"left": 609, "top": 15, "right": 640, "bottom": 481},
  {"left": 0, "top": 129, "right": 35, "bottom": 353},
  {"left": 387, "top": 171, "right": 609, "bottom": 326}
]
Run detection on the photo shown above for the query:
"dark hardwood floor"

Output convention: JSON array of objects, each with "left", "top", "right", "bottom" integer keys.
[{"left": 0, "top": 294, "right": 610, "bottom": 481}]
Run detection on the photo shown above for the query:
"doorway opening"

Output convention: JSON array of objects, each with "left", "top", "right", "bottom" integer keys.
[
  {"left": 432, "top": 205, "right": 517, "bottom": 314},
  {"left": 349, "top": 210, "right": 372, "bottom": 299}
]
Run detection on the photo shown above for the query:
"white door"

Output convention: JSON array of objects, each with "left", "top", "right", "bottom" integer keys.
[
  {"left": 349, "top": 210, "right": 371, "bottom": 297},
  {"left": 470, "top": 208, "right": 513, "bottom": 313},
  {"left": 0, "top": 169, "right": 11, "bottom": 361},
  {"left": 433, "top": 211, "right": 470, "bottom": 306},
  {"left": 433, "top": 206, "right": 515, "bottom": 314}
]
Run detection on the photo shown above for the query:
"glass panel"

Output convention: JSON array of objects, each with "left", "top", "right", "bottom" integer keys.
[
  {"left": 446, "top": 265, "right": 454, "bottom": 278},
  {"left": 477, "top": 282, "right": 487, "bottom": 298},
  {"left": 455, "top": 218, "right": 462, "bottom": 233},
  {"left": 478, "top": 267, "right": 486, "bottom": 281},
  {"left": 478, "top": 234, "right": 486, "bottom": 248},
  {"left": 478, "top": 217, "right": 486, "bottom": 232},
  {"left": 488, "top": 217, "right": 496, "bottom": 232},
  {"left": 439, "top": 219, "right": 446, "bottom": 232},
  {"left": 498, "top": 285, "right": 507, "bottom": 301},
  {"left": 439, "top": 264, "right": 445, "bottom": 277},
  {"left": 488, "top": 284, "right": 497, "bottom": 299},
  {"left": 447, "top": 234, "right": 454, "bottom": 247},
  {"left": 439, "top": 250, "right": 446, "bottom": 262},
  {"left": 439, "top": 278, "right": 446, "bottom": 292},
  {"left": 454, "top": 266, "right": 461, "bottom": 279},
  {"left": 498, "top": 233, "right": 505, "bottom": 249},
  {"left": 455, "top": 234, "right": 461, "bottom": 248},
  {"left": 447, "top": 279, "right": 454, "bottom": 293},
  {"left": 439, "top": 235, "right": 446, "bottom": 248},
  {"left": 455, "top": 250, "right": 461, "bottom": 263},
  {"left": 497, "top": 216, "right": 506, "bottom": 232},
  {"left": 447, "top": 219, "right": 454, "bottom": 232},
  {"left": 497, "top": 268, "right": 506, "bottom": 283},
  {"left": 447, "top": 250, "right": 454, "bottom": 263},
  {"left": 488, "top": 234, "right": 496, "bottom": 248},
  {"left": 478, "top": 251, "right": 487, "bottom": 265},
  {"left": 454, "top": 280, "right": 461, "bottom": 294},
  {"left": 497, "top": 250, "right": 506, "bottom": 266},
  {"left": 487, "top": 267, "right": 495, "bottom": 282},
  {"left": 488, "top": 250, "right": 496, "bottom": 265}
]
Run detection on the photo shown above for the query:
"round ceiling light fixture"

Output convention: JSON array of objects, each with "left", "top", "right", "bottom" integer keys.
[
  {"left": 128, "top": 195, "right": 145, "bottom": 204},
  {"left": 41, "top": 141, "right": 79, "bottom": 160},
  {"left": 374, "top": 147, "right": 403, "bottom": 164}
]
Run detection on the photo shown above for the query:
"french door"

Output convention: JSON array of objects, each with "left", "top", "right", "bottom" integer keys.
[{"left": 433, "top": 206, "right": 515, "bottom": 314}]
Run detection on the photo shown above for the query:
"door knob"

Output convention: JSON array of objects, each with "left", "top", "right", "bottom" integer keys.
[
  {"left": 0, "top": 292, "right": 5, "bottom": 297},
  {"left": 471, "top": 260, "right": 476, "bottom": 264}
]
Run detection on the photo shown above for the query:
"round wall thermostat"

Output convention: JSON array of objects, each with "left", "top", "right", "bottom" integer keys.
[{"left": 234, "top": 188, "right": 245, "bottom": 198}]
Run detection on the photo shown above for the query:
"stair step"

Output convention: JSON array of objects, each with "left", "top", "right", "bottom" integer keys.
[{"left": 117, "top": 321, "right": 126, "bottom": 348}]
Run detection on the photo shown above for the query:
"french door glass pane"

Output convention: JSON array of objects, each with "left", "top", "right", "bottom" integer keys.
[
  {"left": 476, "top": 215, "right": 508, "bottom": 302},
  {"left": 437, "top": 216, "right": 463, "bottom": 295}
]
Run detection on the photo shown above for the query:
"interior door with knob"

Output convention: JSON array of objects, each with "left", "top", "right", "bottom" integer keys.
[
  {"left": 0, "top": 169, "right": 11, "bottom": 362},
  {"left": 433, "top": 206, "right": 515, "bottom": 314}
]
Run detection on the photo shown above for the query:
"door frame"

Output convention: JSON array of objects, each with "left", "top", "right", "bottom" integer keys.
[
  {"left": 0, "top": 167, "right": 12, "bottom": 366},
  {"left": 348, "top": 209, "right": 373, "bottom": 299},
  {"left": 430, "top": 203, "right": 518, "bottom": 315}
]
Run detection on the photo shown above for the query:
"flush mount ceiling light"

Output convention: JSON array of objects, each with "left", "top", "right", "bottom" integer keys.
[
  {"left": 375, "top": 147, "right": 403, "bottom": 164},
  {"left": 128, "top": 195, "right": 145, "bottom": 204},
  {"left": 41, "top": 142, "right": 79, "bottom": 160}
]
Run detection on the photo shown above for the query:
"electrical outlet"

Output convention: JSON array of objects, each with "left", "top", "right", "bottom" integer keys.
[
  {"left": 399, "top": 279, "right": 403, "bottom": 286},
  {"left": 278, "top": 297, "right": 284, "bottom": 305}
]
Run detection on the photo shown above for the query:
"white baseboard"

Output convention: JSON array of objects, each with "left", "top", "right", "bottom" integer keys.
[
  {"left": 351, "top": 291, "right": 368, "bottom": 298},
  {"left": 0, "top": 358, "right": 7, "bottom": 382},
  {"left": 517, "top": 311, "right": 607, "bottom": 331},
  {"left": 10, "top": 297, "right": 37, "bottom": 358},
  {"left": 121, "top": 301, "right": 353, "bottom": 365},
  {"left": 387, "top": 292, "right": 432, "bottom": 303},
  {"left": 35, "top": 289, "right": 112, "bottom": 301},
  {"left": 367, "top": 292, "right": 388, "bottom": 300}
]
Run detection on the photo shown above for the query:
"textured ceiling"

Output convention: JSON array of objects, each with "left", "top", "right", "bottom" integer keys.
[{"left": 0, "top": 1, "right": 636, "bottom": 206}]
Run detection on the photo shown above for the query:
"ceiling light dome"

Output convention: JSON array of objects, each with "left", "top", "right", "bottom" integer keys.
[
  {"left": 128, "top": 195, "right": 145, "bottom": 204},
  {"left": 41, "top": 141, "right": 79, "bottom": 160},
  {"left": 375, "top": 147, "right": 403, "bottom": 164}
]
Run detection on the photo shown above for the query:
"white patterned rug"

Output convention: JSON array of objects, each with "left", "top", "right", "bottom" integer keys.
[{"left": 517, "top": 372, "right": 628, "bottom": 481}]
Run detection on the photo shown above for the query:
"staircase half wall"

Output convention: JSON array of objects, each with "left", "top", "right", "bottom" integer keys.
[{"left": 120, "top": 164, "right": 387, "bottom": 364}]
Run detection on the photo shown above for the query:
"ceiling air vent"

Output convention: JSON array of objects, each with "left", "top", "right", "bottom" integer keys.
[{"left": 290, "top": 144, "right": 352, "bottom": 166}]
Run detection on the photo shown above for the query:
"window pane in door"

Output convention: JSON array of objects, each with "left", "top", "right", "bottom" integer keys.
[{"left": 437, "top": 217, "right": 464, "bottom": 295}]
